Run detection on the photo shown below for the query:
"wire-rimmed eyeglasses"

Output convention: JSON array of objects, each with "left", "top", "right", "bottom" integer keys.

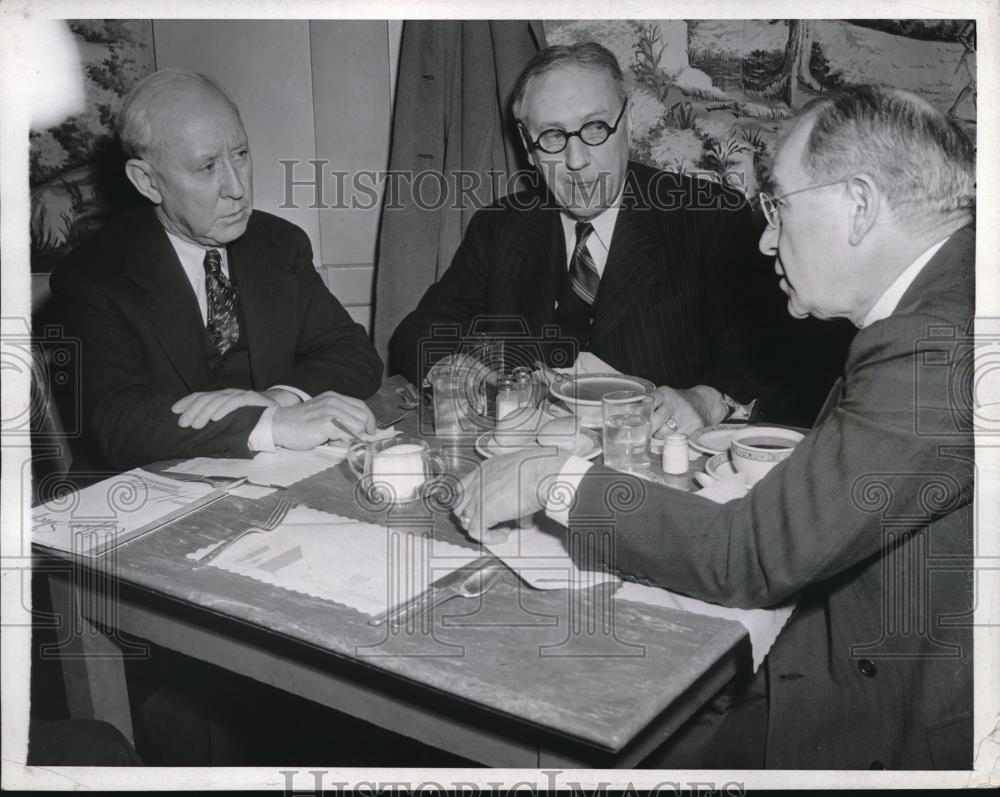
[
  {"left": 520, "top": 99, "right": 628, "bottom": 155},
  {"left": 758, "top": 179, "right": 849, "bottom": 229}
]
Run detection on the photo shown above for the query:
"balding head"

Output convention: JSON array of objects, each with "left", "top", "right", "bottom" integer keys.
[
  {"left": 117, "top": 68, "right": 241, "bottom": 161},
  {"left": 793, "top": 86, "right": 975, "bottom": 232}
]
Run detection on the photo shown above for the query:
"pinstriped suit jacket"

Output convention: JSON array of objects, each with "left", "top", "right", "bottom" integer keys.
[
  {"left": 390, "top": 162, "right": 772, "bottom": 400},
  {"left": 568, "top": 227, "right": 976, "bottom": 768}
]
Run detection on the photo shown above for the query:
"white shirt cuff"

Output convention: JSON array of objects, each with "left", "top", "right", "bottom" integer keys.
[
  {"left": 269, "top": 384, "right": 311, "bottom": 403},
  {"left": 248, "top": 406, "right": 279, "bottom": 452},
  {"left": 544, "top": 455, "right": 595, "bottom": 527}
]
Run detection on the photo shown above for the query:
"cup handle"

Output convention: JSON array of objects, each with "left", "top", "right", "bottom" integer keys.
[
  {"left": 424, "top": 449, "right": 446, "bottom": 480},
  {"left": 346, "top": 441, "right": 369, "bottom": 480}
]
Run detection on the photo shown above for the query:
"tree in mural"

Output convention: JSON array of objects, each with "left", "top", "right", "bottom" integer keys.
[{"left": 755, "top": 20, "right": 822, "bottom": 107}]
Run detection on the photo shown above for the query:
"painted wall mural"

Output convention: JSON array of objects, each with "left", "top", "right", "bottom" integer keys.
[
  {"left": 29, "top": 20, "right": 154, "bottom": 273},
  {"left": 545, "top": 19, "right": 976, "bottom": 196},
  {"left": 28, "top": 19, "right": 976, "bottom": 273}
]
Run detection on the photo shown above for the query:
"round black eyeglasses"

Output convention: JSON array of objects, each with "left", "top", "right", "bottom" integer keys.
[{"left": 521, "top": 99, "right": 628, "bottom": 155}]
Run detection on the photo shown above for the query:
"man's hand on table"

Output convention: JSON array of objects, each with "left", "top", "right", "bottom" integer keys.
[
  {"left": 271, "top": 391, "right": 375, "bottom": 450},
  {"left": 172, "top": 388, "right": 290, "bottom": 429},
  {"left": 454, "top": 449, "right": 569, "bottom": 544},
  {"left": 651, "top": 384, "right": 728, "bottom": 436}
]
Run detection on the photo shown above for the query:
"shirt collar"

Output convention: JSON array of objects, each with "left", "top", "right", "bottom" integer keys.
[
  {"left": 559, "top": 183, "right": 624, "bottom": 254},
  {"left": 861, "top": 237, "right": 949, "bottom": 328},
  {"left": 164, "top": 229, "right": 229, "bottom": 275}
]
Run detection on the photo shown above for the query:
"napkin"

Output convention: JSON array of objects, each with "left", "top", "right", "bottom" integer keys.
[
  {"left": 693, "top": 471, "right": 749, "bottom": 503},
  {"left": 552, "top": 351, "right": 617, "bottom": 376},
  {"left": 188, "top": 506, "right": 480, "bottom": 616},
  {"left": 482, "top": 512, "right": 619, "bottom": 591},
  {"left": 166, "top": 447, "right": 346, "bottom": 489},
  {"left": 166, "top": 428, "right": 399, "bottom": 491},
  {"left": 614, "top": 583, "right": 795, "bottom": 672}
]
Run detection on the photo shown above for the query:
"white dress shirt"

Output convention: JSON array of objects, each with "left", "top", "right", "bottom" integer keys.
[
  {"left": 164, "top": 231, "right": 309, "bottom": 451},
  {"left": 559, "top": 189, "right": 623, "bottom": 276}
]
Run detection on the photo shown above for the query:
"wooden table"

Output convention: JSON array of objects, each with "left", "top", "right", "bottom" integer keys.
[{"left": 36, "top": 378, "right": 750, "bottom": 767}]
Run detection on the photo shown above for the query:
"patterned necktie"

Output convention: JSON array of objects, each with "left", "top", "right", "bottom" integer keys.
[
  {"left": 203, "top": 248, "right": 240, "bottom": 357},
  {"left": 570, "top": 222, "right": 600, "bottom": 305}
]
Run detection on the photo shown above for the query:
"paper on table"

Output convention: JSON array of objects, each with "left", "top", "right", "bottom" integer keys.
[
  {"left": 482, "top": 512, "right": 619, "bottom": 591},
  {"left": 32, "top": 469, "right": 223, "bottom": 557},
  {"left": 187, "top": 505, "right": 480, "bottom": 616},
  {"left": 614, "top": 582, "right": 795, "bottom": 672},
  {"left": 164, "top": 435, "right": 386, "bottom": 488}
]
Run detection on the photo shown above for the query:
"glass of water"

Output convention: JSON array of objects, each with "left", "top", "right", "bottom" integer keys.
[{"left": 601, "top": 391, "right": 653, "bottom": 470}]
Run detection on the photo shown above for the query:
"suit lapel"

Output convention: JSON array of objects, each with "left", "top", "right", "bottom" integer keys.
[
  {"left": 228, "top": 214, "right": 296, "bottom": 388},
  {"left": 506, "top": 206, "right": 563, "bottom": 323},
  {"left": 124, "top": 211, "right": 211, "bottom": 391},
  {"left": 592, "top": 185, "right": 664, "bottom": 341}
]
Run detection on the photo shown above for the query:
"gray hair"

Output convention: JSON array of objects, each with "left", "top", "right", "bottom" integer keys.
[
  {"left": 796, "top": 86, "right": 975, "bottom": 227},
  {"left": 116, "top": 67, "right": 240, "bottom": 159},
  {"left": 511, "top": 41, "right": 626, "bottom": 126}
]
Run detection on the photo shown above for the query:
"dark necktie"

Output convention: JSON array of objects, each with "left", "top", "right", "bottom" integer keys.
[
  {"left": 203, "top": 248, "right": 240, "bottom": 357},
  {"left": 570, "top": 222, "right": 600, "bottom": 305}
]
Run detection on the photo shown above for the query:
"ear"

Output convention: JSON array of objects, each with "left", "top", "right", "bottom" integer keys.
[
  {"left": 845, "top": 173, "right": 879, "bottom": 246},
  {"left": 516, "top": 121, "right": 531, "bottom": 155},
  {"left": 124, "top": 158, "right": 162, "bottom": 205}
]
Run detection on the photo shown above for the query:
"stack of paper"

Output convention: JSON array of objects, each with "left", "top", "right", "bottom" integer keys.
[{"left": 32, "top": 469, "right": 223, "bottom": 557}]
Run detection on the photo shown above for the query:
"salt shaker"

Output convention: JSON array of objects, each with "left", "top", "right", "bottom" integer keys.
[
  {"left": 496, "top": 374, "right": 519, "bottom": 420},
  {"left": 662, "top": 432, "right": 689, "bottom": 475},
  {"left": 512, "top": 366, "right": 534, "bottom": 408}
]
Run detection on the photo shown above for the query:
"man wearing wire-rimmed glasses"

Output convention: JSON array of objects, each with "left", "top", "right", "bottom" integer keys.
[{"left": 390, "top": 41, "right": 775, "bottom": 428}]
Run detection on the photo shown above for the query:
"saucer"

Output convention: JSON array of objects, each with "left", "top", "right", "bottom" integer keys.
[
  {"left": 475, "top": 429, "right": 602, "bottom": 460},
  {"left": 704, "top": 452, "right": 739, "bottom": 480},
  {"left": 689, "top": 425, "right": 743, "bottom": 455}
]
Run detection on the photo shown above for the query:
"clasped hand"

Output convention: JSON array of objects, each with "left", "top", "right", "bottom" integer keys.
[
  {"left": 171, "top": 387, "right": 374, "bottom": 449},
  {"left": 650, "top": 384, "right": 727, "bottom": 435}
]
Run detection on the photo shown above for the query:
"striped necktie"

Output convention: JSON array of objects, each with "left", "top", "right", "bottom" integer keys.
[
  {"left": 203, "top": 248, "right": 241, "bottom": 357},
  {"left": 570, "top": 221, "right": 600, "bottom": 305}
]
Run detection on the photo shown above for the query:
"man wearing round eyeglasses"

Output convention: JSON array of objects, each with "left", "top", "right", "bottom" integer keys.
[
  {"left": 456, "top": 86, "right": 976, "bottom": 769},
  {"left": 391, "top": 42, "right": 775, "bottom": 422}
]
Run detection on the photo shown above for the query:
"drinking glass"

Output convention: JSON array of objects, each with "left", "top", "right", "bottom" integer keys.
[
  {"left": 463, "top": 334, "right": 505, "bottom": 418},
  {"left": 428, "top": 364, "right": 474, "bottom": 436},
  {"left": 601, "top": 391, "right": 653, "bottom": 470}
]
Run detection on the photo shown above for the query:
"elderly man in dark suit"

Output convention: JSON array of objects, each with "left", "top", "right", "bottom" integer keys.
[
  {"left": 52, "top": 68, "right": 382, "bottom": 472},
  {"left": 391, "top": 41, "right": 775, "bottom": 429},
  {"left": 457, "top": 86, "right": 976, "bottom": 769}
]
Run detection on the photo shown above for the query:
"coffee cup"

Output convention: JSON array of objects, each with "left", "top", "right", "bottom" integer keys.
[
  {"left": 729, "top": 427, "right": 804, "bottom": 486},
  {"left": 347, "top": 436, "right": 445, "bottom": 503}
]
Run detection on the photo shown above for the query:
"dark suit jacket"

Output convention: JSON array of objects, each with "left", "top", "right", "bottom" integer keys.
[
  {"left": 568, "top": 228, "right": 975, "bottom": 768},
  {"left": 390, "top": 162, "right": 774, "bottom": 401},
  {"left": 51, "top": 208, "right": 383, "bottom": 471}
]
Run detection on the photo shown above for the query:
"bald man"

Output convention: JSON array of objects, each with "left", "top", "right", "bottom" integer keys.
[{"left": 51, "top": 68, "right": 382, "bottom": 471}]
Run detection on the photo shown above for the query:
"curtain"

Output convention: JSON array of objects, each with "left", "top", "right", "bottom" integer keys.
[{"left": 373, "top": 20, "right": 545, "bottom": 374}]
